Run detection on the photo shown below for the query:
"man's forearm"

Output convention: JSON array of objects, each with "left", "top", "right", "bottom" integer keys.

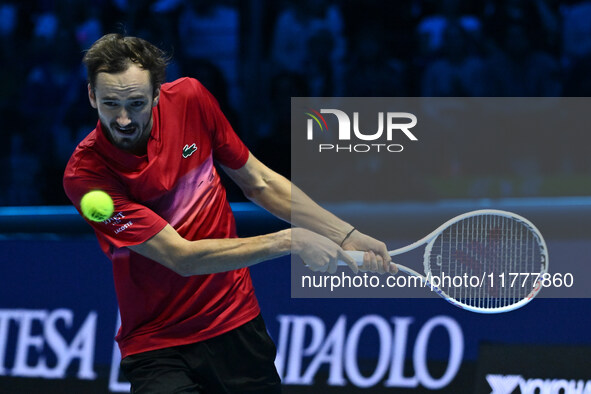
[
  {"left": 222, "top": 153, "right": 354, "bottom": 245},
  {"left": 178, "top": 231, "right": 292, "bottom": 275},
  {"left": 245, "top": 171, "right": 354, "bottom": 245},
  {"left": 130, "top": 225, "right": 292, "bottom": 276}
]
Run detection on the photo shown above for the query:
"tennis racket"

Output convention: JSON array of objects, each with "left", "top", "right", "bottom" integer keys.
[{"left": 339, "top": 209, "right": 548, "bottom": 313}]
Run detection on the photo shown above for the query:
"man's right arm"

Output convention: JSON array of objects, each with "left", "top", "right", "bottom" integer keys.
[{"left": 128, "top": 224, "right": 353, "bottom": 276}]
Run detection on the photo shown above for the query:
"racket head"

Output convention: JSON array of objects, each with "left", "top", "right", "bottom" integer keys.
[{"left": 423, "top": 209, "right": 548, "bottom": 313}]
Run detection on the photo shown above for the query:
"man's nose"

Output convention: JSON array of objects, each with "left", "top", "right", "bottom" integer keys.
[{"left": 116, "top": 109, "right": 131, "bottom": 127}]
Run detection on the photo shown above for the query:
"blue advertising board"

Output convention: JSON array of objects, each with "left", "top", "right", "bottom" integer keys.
[{"left": 1, "top": 202, "right": 590, "bottom": 393}]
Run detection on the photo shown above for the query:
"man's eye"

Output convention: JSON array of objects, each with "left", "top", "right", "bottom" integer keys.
[
  {"left": 131, "top": 101, "right": 145, "bottom": 108},
  {"left": 103, "top": 102, "right": 118, "bottom": 107}
]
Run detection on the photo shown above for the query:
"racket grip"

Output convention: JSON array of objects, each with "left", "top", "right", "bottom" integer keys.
[{"left": 337, "top": 251, "right": 365, "bottom": 266}]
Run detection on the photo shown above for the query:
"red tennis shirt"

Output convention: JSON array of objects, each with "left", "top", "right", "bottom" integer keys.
[{"left": 63, "top": 77, "right": 260, "bottom": 358}]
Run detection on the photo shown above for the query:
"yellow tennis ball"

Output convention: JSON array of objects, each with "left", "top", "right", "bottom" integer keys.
[{"left": 80, "top": 190, "right": 114, "bottom": 222}]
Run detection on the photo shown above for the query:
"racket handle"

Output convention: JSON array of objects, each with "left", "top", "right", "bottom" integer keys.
[
  {"left": 338, "top": 251, "right": 404, "bottom": 275},
  {"left": 337, "top": 251, "right": 365, "bottom": 266}
]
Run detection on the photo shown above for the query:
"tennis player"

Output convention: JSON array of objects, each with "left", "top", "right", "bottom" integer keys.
[{"left": 63, "top": 34, "right": 395, "bottom": 393}]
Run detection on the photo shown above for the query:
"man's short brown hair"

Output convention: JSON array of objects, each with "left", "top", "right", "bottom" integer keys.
[{"left": 83, "top": 34, "right": 169, "bottom": 96}]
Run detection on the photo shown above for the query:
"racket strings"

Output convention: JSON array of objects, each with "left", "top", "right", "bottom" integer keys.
[{"left": 427, "top": 214, "right": 543, "bottom": 310}]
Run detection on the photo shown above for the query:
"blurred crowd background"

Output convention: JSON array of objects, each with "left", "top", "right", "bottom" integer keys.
[{"left": 1, "top": 0, "right": 590, "bottom": 205}]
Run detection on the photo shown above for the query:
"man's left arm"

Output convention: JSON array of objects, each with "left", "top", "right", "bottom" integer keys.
[{"left": 221, "top": 152, "right": 397, "bottom": 274}]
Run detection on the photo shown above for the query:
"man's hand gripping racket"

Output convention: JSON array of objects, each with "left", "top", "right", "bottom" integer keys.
[{"left": 339, "top": 210, "right": 549, "bottom": 314}]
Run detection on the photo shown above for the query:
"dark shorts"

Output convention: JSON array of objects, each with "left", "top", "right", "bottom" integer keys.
[{"left": 120, "top": 314, "right": 282, "bottom": 394}]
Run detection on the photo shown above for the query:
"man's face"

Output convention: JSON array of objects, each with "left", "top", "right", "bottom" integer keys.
[{"left": 88, "top": 64, "right": 159, "bottom": 155}]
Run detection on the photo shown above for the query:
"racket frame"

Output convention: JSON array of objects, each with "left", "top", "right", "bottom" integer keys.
[{"left": 342, "top": 209, "right": 549, "bottom": 313}]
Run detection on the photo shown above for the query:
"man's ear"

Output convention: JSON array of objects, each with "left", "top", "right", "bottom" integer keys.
[
  {"left": 153, "top": 87, "right": 160, "bottom": 107},
  {"left": 88, "top": 84, "right": 98, "bottom": 109}
]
